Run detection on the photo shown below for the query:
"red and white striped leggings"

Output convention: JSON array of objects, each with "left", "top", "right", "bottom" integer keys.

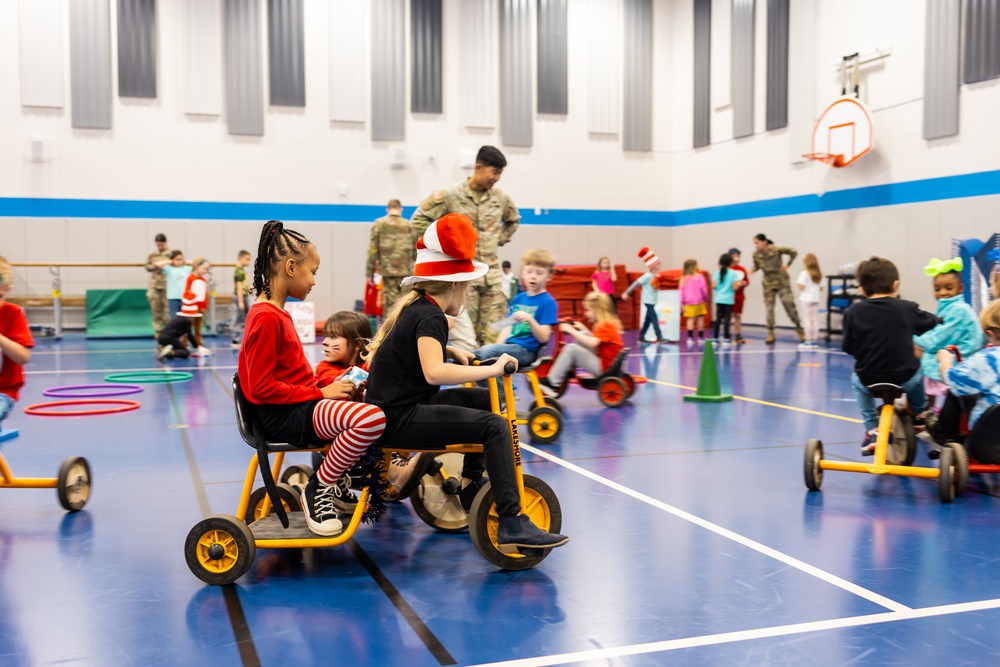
[{"left": 311, "top": 400, "right": 386, "bottom": 485}]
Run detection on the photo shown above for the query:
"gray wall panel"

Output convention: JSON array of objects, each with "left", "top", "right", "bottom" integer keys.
[
  {"left": 925, "top": 0, "right": 961, "bottom": 139},
  {"left": 372, "top": 0, "right": 406, "bottom": 140},
  {"left": 225, "top": 0, "right": 264, "bottom": 136},
  {"left": 537, "top": 0, "right": 567, "bottom": 114},
  {"left": 69, "top": 0, "right": 112, "bottom": 128},
  {"left": 500, "top": 0, "right": 533, "bottom": 146},
  {"left": 731, "top": 0, "right": 755, "bottom": 138},
  {"left": 963, "top": 0, "right": 1000, "bottom": 83},
  {"left": 765, "top": 0, "right": 788, "bottom": 130},
  {"left": 117, "top": 0, "right": 157, "bottom": 98},
  {"left": 268, "top": 0, "right": 305, "bottom": 106},
  {"left": 623, "top": 0, "right": 652, "bottom": 151},
  {"left": 411, "top": 0, "right": 442, "bottom": 113},
  {"left": 693, "top": 0, "right": 711, "bottom": 148}
]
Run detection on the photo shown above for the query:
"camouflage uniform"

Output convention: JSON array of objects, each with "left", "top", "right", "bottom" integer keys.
[
  {"left": 752, "top": 245, "right": 804, "bottom": 339},
  {"left": 411, "top": 180, "right": 520, "bottom": 344},
  {"left": 366, "top": 213, "right": 416, "bottom": 314},
  {"left": 145, "top": 248, "right": 171, "bottom": 335}
]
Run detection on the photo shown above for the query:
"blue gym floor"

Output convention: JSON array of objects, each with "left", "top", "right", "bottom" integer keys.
[{"left": 4, "top": 328, "right": 1000, "bottom": 666}]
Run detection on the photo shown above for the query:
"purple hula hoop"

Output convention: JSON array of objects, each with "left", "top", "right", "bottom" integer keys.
[{"left": 43, "top": 384, "right": 145, "bottom": 398}]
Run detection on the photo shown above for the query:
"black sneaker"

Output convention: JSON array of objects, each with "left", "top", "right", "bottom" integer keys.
[
  {"left": 537, "top": 377, "right": 558, "bottom": 399},
  {"left": 459, "top": 476, "right": 489, "bottom": 512},
  {"left": 300, "top": 475, "right": 344, "bottom": 536},
  {"left": 860, "top": 429, "right": 878, "bottom": 456},
  {"left": 329, "top": 473, "right": 359, "bottom": 513},
  {"left": 497, "top": 514, "right": 569, "bottom": 552}
]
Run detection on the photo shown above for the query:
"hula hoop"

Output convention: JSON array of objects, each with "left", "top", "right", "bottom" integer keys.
[
  {"left": 24, "top": 399, "right": 142, "bottom": 417},
  {"left": 104, "top": 371, "right": 193, "bottom": 384},
  {"left": 44, "top": 383, "right": 144, "bottom": 398}
]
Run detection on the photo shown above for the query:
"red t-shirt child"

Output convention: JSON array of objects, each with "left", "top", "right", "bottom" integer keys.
[
  {"left": 732, "top": 264, "right": 750, "bottom": 314},
  {"left": 593, "top": 320, "right": 624, "bottom": 370},
  {"left": 0, "top": 302, "right": 35, "bottom": 401}
]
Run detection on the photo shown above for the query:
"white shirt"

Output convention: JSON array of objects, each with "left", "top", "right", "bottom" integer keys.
[{"left": 796, "top": 270, "right": 823, "bottom": 303}]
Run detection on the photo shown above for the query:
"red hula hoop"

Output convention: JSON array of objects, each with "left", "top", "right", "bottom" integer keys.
[{"left": 24, "top": 399, "right": 142, "bottom": 417}]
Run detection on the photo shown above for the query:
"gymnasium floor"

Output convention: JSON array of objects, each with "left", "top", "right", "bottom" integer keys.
[{"left": 3, "top": 328, "right": 1000, "bottom": 667}]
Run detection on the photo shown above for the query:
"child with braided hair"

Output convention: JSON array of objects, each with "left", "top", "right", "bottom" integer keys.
[
  {"left": 0, "top": 257, "right": 33, "bottom": 431},
  {"left": 238, "top": 220, "right": 387, "bottom": 536}
]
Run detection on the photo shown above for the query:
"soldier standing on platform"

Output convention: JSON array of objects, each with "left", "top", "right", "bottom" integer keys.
[
  {"left": 366, "top": 199, "right": 415, "bottom": 315},
  {"left": 145, "top": 233, "right": 172, "bottom": 336},
  {"left": 752, "top": 233, "right": 806, "bottom": 344},
  {"left": 411, "top": 146, "right": 520, "bottom": 345}
]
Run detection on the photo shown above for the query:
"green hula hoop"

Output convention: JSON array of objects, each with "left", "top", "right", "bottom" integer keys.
[{"left": 105, "top": 371, "right": 194, "bottom": 384}]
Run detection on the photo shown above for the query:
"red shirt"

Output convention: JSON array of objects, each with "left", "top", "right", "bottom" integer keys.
[
  {"left": 593, "top": 320, "right": 624, "bottom": 371},
  {"left": 315, "top": 359, "right": 369, "bottom": 382},
  {"left": 0, "top": 302, "right": 34, "bottom": 400},
  {"left": 238, "top": 302, "right": 323, "bottom": 405},
  {"left": 183, "top": 274, "right": 209, "bottom": 310},
  {"left": 732, "top": 265, "right": 749, "bottom": 294}
]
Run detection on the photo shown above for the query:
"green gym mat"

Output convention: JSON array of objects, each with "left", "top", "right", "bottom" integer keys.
[{"left": 86, "top": 289, "right": 154, "bottom": 339}]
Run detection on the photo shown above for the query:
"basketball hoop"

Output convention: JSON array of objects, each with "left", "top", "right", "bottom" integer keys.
[{"left": 801, "top": 152, "right": 846, "bottom": 167}]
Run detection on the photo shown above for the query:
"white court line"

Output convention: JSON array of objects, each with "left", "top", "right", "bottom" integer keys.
[
  {"left": 628, "top": 347, "right": 848, "bottom": 358},
  {"left": 467, "top": 597, "right": 1000, "bottom": 667},
  {"left": 24, "top": 365, "right": 238, "bottom": 376},
  {"left": 521, "top": 443, "right": 908, "bottom": 613}
]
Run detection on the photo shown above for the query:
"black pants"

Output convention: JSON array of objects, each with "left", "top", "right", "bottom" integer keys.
[
  {"left": 639, "top": 303, "right": 662, "bottom": 341},
  {"left": 379, "top": 388, "right": 521, "bottom": 517},
  {"left": 713, "top": 303, "right": 733, "bottom": 340},
  {"left": 156, "top": 334, "right": 190, "bottom": 358}
]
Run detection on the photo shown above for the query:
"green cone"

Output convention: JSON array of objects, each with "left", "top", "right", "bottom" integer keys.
[{"left": 683, "top": 340, "right": 733, "bottom": 402}]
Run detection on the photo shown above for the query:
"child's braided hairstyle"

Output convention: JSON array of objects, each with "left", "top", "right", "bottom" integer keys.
[{"left": 252, "top": 220, "right": 311, "bottom": 299}]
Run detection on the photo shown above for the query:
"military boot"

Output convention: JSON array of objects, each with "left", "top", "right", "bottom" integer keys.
[
  {"left": 795, "top": 325, "right": 806, "bottom": 342},
  {"left": 765, "top": 329, "right": 776, "bottom": 344}
]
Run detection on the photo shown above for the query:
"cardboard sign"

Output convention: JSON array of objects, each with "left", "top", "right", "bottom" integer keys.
[
  {"left": 655, "top": 290, "right": 681, "bottom": 342},
  {"left": 284, "top": 301, "right": 316, "bottom": 344}
]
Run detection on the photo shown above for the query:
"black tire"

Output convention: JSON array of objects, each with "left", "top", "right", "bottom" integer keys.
[
  {"left": 597, "top": 377, "right": 628, "bottom": 408},
  {"left": 411, "top": 453, "right": 469, "bottom": 533},
  {"left": 245, "top": 483, "right": 300, "bottom": 525},
  {"left": 279, "top": 464, "right": 314, "bottom": 491},
  {"left": 945, "top": 442, "right": 969, "bottom": 496},
  {"left": 528, "top": 398, "right": 562, "bottom": 413},
  {"left": 939, "top": 446, "right": 955, "bottom": 503},
  {"left": 57, "top": 456, "right": 91, "bottom": 512},
  {"left": 887, "top": 412, "right": 917, "bottom": 467},
  {"left": 185, "top": 515, "right": 256, "bottom": 585},
  {"left": 804, "top": 439, "right": 823, "bottom": 491},
  {"left": 468, "top": 475, "right": 562, "bottom": 570},
  {"left": 527, "top": 406, "right": 563, "bottom": 444}
]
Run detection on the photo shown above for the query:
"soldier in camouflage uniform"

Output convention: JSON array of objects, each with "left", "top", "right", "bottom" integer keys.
[
  {"left": 366, "top": 199, "right": 415, "bottom": 314},
  {"left": 752, "top": 234, "right": 806, "bottom": 344},
  {"left": 411, "top": 146, "right": 519, "bottom": 345},
  {"left": 144, "top": 233, "right": 172, "bottom": 336}
]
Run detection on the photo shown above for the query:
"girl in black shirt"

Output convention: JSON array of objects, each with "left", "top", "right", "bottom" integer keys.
[{"left": 365, "top": 214, "right": 568, "bottom": 552}]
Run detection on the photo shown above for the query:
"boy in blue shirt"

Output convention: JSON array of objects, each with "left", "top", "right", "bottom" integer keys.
[{"left": 475, "top": 249, "right": 558, "bottom": 367}]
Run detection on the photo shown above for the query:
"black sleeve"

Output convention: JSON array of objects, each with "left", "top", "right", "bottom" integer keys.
[
  {"left": 909, "top": 301, "right": 940, "bottom": 335},
  {"left": 841, "top": 309, "right": 855, "bottom": 355},
  {"left": 415, "top": 309, "right": 449, "bottom": 355}
]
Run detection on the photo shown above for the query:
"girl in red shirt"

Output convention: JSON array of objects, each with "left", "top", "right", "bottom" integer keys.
[
  {"left": 238, "top": 221, "right": 386, "bottom": 537},
  {"left": 539, "top": 292, "right": 624, "bottom": 397},
  {"left": 0, "top": 256, "right": 33, "bottom": 428},
  {"left": 181, "top": 258, "right": 212, "bottom": 356}
]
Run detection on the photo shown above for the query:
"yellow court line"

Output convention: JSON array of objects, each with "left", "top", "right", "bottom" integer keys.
[{"left": 645, "top": 378, "right": 863, "bottom": 424}]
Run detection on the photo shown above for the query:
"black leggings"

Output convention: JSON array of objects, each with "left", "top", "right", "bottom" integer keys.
[
  {"left": 713, "top": 303, "right": 733, "bottom": 340},
  {"left": 379, "top": 388, "right": 521, "bottom": 517},
  {"left": 156, "top": 333, "right": 190, "bottom": 358}
]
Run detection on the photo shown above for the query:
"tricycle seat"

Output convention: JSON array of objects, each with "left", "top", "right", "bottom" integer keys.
[
  {"left": 867, "top": 383, "right": 903, "bottom": 404},
  {"left": 965, "top": 403, "right": 1000, "bottom": 465},
  {"left": 578, "top": 348, "right": 630, "bottom": 390},
  {"left": 232, "top": 374, "right": 320, "bottom": 452}
]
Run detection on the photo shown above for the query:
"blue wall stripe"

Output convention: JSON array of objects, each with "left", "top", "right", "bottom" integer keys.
[{"left": 3, "top": 169, "right": 999, "bottom": 225}]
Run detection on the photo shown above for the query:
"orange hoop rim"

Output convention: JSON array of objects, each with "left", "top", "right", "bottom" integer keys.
[
  {"left": 24, "top": 399, "right": 142, "bottom": 417},
  {"left": 802, "top": 152, "right": 844, "bottom": 166}
]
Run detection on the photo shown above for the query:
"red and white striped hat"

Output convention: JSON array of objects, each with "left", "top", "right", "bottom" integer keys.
[
  {"left": 638, "top": 247, "right": 660, "bottom": 268},
  {"left": 402, "top": 213, "right": 489, "bottom": 287}
]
